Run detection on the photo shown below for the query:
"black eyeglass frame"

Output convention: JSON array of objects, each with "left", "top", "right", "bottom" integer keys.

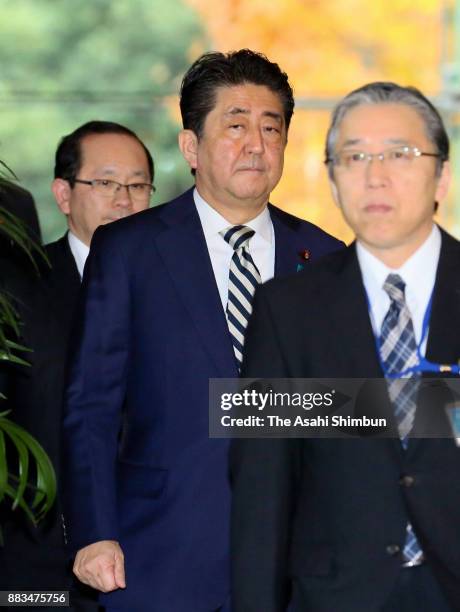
[{"left": 73, "top": 178, "right": 155, "bottom": 198}]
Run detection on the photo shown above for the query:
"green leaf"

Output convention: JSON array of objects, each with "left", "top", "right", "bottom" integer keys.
[
  {"left": 6, "top": 431, "right": 29, "bottom": 510},
  {"left": 5, "top": 339, "right": 33, "bottom": 353},
  {"left": 0, "top": 415, "right": 56, "bottom": 522},
  {"left": 3, "top": 483, "right": 37, "bottom": 525},
  {"left": 0, "top": 294, "right": 21, "bottom": 335},
  {"left": 0, "top": 351, "right": 31, "bottom": 367},
  {"left": 0, "top": 293, "right": 32, "bottom": 366},
  {"left": 0, "top": 159, "right": 18, "bottom": 180}
]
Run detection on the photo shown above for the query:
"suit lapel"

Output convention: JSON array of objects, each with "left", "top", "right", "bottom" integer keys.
[
  {"left": 154, "top": 195, "right": 322, "bottom": 377},
  {"left": 426, "top": 229, "right": 460, "bottom": 365},
  {"left": 270, "top": 205, "right": 301, "bottom": 277},
  {"left": 323, "top": 245, "right": 383, "bottom": 377},
  {"left": 154, "top": 191, "right": 237, "bottom": 377},
  {"left": 408, "top": 230, "right": 460, "bottom": 454},
  {"left": 45, "top": 234, "right": 80, "bottom": 287},
  {"left": 322, "top": 245, "right": 402, "bottom": 460},
  {"left": 45, "top": 234, "right": 81, "bottom": 334}
]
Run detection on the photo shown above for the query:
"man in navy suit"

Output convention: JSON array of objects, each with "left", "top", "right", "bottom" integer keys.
[{"left": 62, "top": 49, "right": 343, "bottom": 612}]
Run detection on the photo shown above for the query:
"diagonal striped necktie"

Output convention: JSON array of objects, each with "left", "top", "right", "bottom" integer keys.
[
  {"left": 220, "top": 225, "right": 262, "bottom": 370},
  {"left": 379, "top": 273, "right": 424, "bottom": 567}
]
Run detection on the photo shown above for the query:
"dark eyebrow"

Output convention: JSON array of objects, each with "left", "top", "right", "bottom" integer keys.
[
  {"left": 224, "top": 108, "right": 283, "bottom": 124},
  {"left": 225, "top": 107, "right": 250, "bottom": 117},
  {"left": 263, "top": 111, "right": 283, "bottom": 124}
]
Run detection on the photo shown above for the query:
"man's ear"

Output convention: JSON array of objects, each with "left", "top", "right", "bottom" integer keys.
[
  {"left": 434, "top": 160, "right": 451, "bottom": 205},
  {"left": 328, "top": 176, "right": 341, "bottom": 209},
  {"left": 51, "top": 179, "right": 72, "bottom": 215},
  {"left": 178, "top": 129, "right": 198, "bottom": 171}
]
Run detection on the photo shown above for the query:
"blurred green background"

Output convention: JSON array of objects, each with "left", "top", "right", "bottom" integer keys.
[
  {"left": 0, "top": 0, "right": 206, "bottom": 242},
  {"left": 2, "top": 0, "right": 460, "bottom": 244}
]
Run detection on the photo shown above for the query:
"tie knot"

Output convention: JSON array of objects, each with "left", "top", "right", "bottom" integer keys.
[
  {"left": 383, "top": 273, "right": 406, "bottom": 305},
  {"left": 220, "top": 225, "right": 255, "bottom": 250}
]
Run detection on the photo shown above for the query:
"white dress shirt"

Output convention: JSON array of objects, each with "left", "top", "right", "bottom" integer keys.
[
  {"left": 67, "top": 231, "right": 90, "bottom": 280},
  {"left": 194, "top": 188, "right": 275, "bottom": 310},
  {"left": 357, "top": 224, "right": 441, "bottom": 354}
]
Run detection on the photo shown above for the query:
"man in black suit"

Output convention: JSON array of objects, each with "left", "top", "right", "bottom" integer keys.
[
  {"left": 0, "top": 121, "right": 153, "bottom": 610},
  {"left": 231, "top": 83, "right": 459, "bottom": 611}
]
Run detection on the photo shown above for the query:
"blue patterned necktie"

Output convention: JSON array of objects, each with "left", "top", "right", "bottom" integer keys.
[
  {"left": 380, "top": 274, "right": 419, "bottom": 443},
  {"left": 379, "top": 273, "right": 424, "bottom": 566},
  {"left": 220, "top": 225, "right": 262, "bottom": 370}
]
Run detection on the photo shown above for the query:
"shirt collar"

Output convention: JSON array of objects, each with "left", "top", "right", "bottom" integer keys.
[
  {"left": 67, "top": 231, "right": 90, "bottom": 279},
  {"left": 357, "top": 224, "right": 441, "bottom": 306},
  {"left": 193, "top": 187, "right": 273, "bottom": 244}
]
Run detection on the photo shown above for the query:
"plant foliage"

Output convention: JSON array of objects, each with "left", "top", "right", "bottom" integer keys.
[
  {"left": 0, "top": 165, "right": 56, "bottom": 530},
  {"left": 0, "top": 410, "right": 56, "bottom": 526}
]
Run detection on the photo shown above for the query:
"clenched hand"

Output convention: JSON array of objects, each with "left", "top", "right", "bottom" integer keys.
[{"left": 73, "top": 540, "right": 126, "bottom": 592}]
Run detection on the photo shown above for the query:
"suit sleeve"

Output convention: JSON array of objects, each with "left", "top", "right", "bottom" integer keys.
[
  {"left": 61, "top": 226, "right": 130, "bottom": 551},
  {"left": 231, "top": 286, "right": 301, "bottom": 612}
]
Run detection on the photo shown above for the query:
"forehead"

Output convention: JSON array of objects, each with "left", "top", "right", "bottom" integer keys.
[
  {"left": 79, "top": 133, "right": 148, "bottom": 169},
  {"left": 210, "top": 83, "right": 284, "bottom": 118},
  {"left": 336, "top": 103, "right": 430, "bottom": 147}
]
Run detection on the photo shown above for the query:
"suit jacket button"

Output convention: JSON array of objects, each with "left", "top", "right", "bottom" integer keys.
[
  {"left": 399, "top": 475, "right": 415, "bottom": 487},
  {"left": 386, "top": 544, "right": 401, "bottom": 556}
]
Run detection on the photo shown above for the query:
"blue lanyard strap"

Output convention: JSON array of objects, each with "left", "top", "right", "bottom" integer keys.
[{"left": 367, "top": 289, "right": 460, "bottom": 377}]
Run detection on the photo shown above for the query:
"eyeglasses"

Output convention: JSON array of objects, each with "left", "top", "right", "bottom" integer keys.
[
  {"left": 326, "top": 145, "right": 441, "bottom": 171},
  {"left": 74, "top": 178, "right": 155, "bottom": 201}
]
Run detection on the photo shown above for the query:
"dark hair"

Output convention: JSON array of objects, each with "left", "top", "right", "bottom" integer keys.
[
  {"left": 325, "top": 82, "right": 449, "bottom": 178},
  {"left": 54, "top": 120, "right": 154, "bottom": 184},
  {"left": 180, "top": 49, "right": 294, "bottom": 138}
]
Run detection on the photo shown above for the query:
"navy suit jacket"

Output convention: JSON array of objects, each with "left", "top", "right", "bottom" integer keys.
[{"left": 62, "top": 188, "right": 343, "bottom": 611}]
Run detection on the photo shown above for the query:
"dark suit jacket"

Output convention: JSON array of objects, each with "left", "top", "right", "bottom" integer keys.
[
  {"left": 61, "top": 188, "right": 343, "bottom": 611},
  {"left": 231, "top": 229, "right": 460, "bottom": 612},
  {"left": 0, "top": 179, "right": 41, "bottom": 243},
  {"left": 0, "top": 180, "right": 41, "bottom": 423},
  {"left": 0, "top": 236, "right": 100, "bottom": 610},
  {"left": 1, "top": 236, "right": 80, "bottom": 474}
]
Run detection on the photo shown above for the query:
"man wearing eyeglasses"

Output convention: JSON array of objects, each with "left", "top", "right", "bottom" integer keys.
[
  {"left": 51, "top": 120, "right": 154, "bottom": 274},
  {"left": 0, "top": 121, "right": 153, "bottom": 611},
  {"left": 231, "top": 82, "right": 460, "bottom": 611}
]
